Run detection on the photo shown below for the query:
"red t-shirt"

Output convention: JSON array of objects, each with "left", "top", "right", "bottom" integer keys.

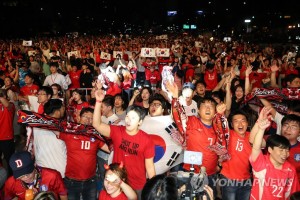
[
  {"left": 182, "top": 64, "right": 194, "bottom": 83},
  {"left": 94, "top": 51, "right": 101, "bottom": 64},
  {"left": 99, "top": 190, "right": 127, "bottom": 200},
  {"left": 204, "top": 69, "right": 218, "bottom": 90},
  {"left": 106, "top": 82, "right": 122, "bottom": 97},
  {"left": 287, "top": 142, "right": 300, "bottom": 184},
  {"left": 143, "top": 61, "right": 157, "bottom": 80},
  {"left": 249, "top": 152, "right": 299, "bottom": 200},
  {"left": 69, "top": 101, "right": 90, "bottom": 123},
  {"left": 184, "top": 116, "right": 218, "bottom": 175},
  {"left": 221, "top": 130, "right": 252, "bottom": 180},
  {"left": 58, "top": 133, "right": 105, "bottom": 180},
  {"left": 20, "top": 84, "right": 39, "bottom": 96},
  {"left": 69, "top": 70, "right": 82, "bottom": 89},
  {"left": 249, "top": 72, "right": 267, "bottom": 89},
  {"left": 110, "top": 125, "right": 155, "bottom": 190},
  {"left": 146, "top": 70, "right": 161, "bottom": 84},
  {"left": 37, "top": 104, "right": 44, "bottom": 114},
  {"left": 157, "top": 58, "right": 171, "bottom": 74},
  {"left": 0, "top": 103, "right": 15, "bottom": 140},
  {"left": 239, "top": 65, "right": 247, "bottom": 80},
  {"left": 142, "top": 61, "right": 156, "bottom": 68},
  {"left": 121, "top": 80, "right": 132, "bottom": 90},
  {"left": 4, "top": 167, "right": 67, "bottom": 200},
  {"left": 285, "top": 69, "right": 299, "bottom": 76}
]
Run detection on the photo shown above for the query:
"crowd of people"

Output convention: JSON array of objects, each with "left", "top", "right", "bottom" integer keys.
[{"left": 0, "top": 33, "right": 300, "bottom": 200}]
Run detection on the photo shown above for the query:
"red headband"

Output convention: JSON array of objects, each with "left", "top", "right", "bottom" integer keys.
[{"left": 104, "top": 161, "right": 124, "bottom": 170}]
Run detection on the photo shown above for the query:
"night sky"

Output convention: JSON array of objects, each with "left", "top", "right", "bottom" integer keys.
[{"left": 0, "top": 0, "right": 299, "bottom": 37}]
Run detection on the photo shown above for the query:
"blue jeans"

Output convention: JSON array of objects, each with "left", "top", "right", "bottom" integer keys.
[
  {"left": 64, "top": 176, "right": 97, "bottom": 200},
  {"left": 220, "top": 174, "right": 251, "bottom": 200},
  {"left": 208, "top": 173, "right": 218, "bottom": 198}
]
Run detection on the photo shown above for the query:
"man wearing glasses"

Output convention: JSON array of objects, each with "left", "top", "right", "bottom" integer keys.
[{"left": 37, "top": 86, "right": 53, "bottom": 114}]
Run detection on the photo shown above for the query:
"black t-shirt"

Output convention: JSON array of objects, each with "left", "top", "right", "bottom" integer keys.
[
  {"left": 80, "top": 71, "right": 93, "bottom": 88},
  {"left": 0, "top": 78, "right": 4, "bottom": 88}
]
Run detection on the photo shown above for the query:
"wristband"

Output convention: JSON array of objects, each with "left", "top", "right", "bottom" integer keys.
[{"left": 96, "top": 100, "right": 102, "bottom": 104}]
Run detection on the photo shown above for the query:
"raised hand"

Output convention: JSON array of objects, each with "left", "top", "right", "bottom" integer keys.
[
  {"left": 94, "top": 80, "right": 105, "bottom": 101},
  {"left": 105, "top": 172, "right": 122, "bottom": 185},
  {"left": 203, "top": 185, "right": 214, "bottom": 200},
  {"left": 245, "top": 65, "right": 253, "bottom": 77},
  {"left": 165, "top": 81, "right": 178, "bottom": 98},
  {"left": 270, "top": 65, "right": 279, "bottom": 72},
  {"left": 257, "top": 106, "right": 272, "bottom": 130},
  {"left": 257, "top": 118, "right": 271, "bottom": 130},
  {"left": 216, "top": 103, "right": 226, "bottom": 115},
  {"left": 258, "top": 106, "right": 272, "bottom": 121}
]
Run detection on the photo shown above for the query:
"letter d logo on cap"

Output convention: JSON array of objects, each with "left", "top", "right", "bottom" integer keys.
[{"left": 15, "top": 160, "right": 23, "bottom": 168}]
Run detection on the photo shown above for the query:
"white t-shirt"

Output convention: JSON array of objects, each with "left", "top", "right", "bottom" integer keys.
[
  {"left": 33, "top": 128, "right": 67, "bottom": 178},
  {"left": 179, "top": 97, "right": 198, "bottom": 117},
  {"left": 43, "top": 73, "right": 67, "bottom": 89},
  {"left": 101, "top": 114, "right": 120, "bottom": 125}
]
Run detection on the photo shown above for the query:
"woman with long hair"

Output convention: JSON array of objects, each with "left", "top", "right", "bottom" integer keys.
[
  {"left": 129, "top": 86, "right": 152, "bottom": 112},
  {"left": 113, "top": 93, "right": 128, "bottom": 120},
  {"left": 67, "top": 89, "right": 89, "bottom": 122}
]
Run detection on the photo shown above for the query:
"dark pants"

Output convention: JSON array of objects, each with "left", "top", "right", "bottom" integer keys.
[
  {"left": 208, "top": 173, "right": 218, "bottom": 199},
  {"left": 96, "top": 156, "right": 108, "bottom": 191},
  {"left": 64, "top": 176, "right": 97, "bottom": 200},
  {"left": 219, "top": 174, "right": 251, "bottom": 200},
  {"left": 136, "top": 71, "right": 145, "bottom": 87},
  {"left": 0, "top": 139, "right": 15, "bottom": 177}
]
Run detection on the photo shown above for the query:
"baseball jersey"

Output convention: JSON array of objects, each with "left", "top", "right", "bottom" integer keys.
[
  {"left": 4, "top": 167, "right": 67, "bottom": 200},
  {"left": 221, "top": 130, "right": 252, "bottom": 180},
  {"left": 183, "top": 116, "right": 218, "bottom": 175},
  {"left": 110, "top": 125, "right": 155, "bottom": 190},
  {"left": 250, "top": 152, "right": 299, "bottom": 200},
  {"left": 58, "top": 133, "right": 105, "bottom": 180}
]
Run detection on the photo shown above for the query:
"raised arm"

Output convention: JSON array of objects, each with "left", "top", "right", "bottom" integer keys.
[
  {"left": 224, "top": 76, "right": 232, "bottom": 117},
  {"left": 128, "top": 89, "right": 139, "bottom": 106},
  {"left": 245, "top": 65, "right": 252, "bottom": 96},
  {"left": 250, "top": 106, "right": 272, "bottom": 162},
  {"left": 165, "top": 81, "right": 187, "bottom": 135},
  {"left": 270, "top": 65, "right": 279, "bottom": 88},
  {"left": 212, "top": 75, "right": 227, "bottom": 92},
  {"left": 259, "top": 98, "right": 276, "bottom": 118},
  {"left": 92, "top": 80, "right": 111, "bottom": 137}
]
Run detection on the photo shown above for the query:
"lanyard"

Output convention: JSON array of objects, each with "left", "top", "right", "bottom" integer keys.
[{"left": 51, "top": 74, "right": 57, "bottom": 83}]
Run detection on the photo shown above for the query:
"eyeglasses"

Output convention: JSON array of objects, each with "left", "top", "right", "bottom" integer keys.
[
  {"left": 37, "top": 93, "right": 47, "bottom": 96},
  {"left": 282, "top": 123, "right": 299, "bottom": 131},
  {"left": 150, "top": 103, "right": 162, "bottom": 108}
]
